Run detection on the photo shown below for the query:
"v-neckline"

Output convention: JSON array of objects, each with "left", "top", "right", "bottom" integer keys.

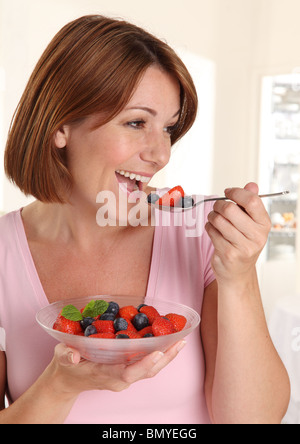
[{"left": 14, "top": 208, "right": 163, "bottom": 308}]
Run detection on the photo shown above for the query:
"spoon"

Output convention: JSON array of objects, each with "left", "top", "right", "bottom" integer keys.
[{"left": 147, "top": 191, "right": 290, "bottom": 212}]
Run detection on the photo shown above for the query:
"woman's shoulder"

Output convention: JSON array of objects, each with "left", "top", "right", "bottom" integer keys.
[{"left": 0, "top": 209, "right": 21, "bottom": 241}]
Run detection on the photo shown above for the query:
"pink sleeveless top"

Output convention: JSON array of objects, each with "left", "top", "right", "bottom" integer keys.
[{"left": 0, "top": 201, "right": 215, "bottom": 424}]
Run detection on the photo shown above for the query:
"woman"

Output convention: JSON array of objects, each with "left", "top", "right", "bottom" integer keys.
[{"left": 0, "top": 15, "right": 290, "bottom": 424}]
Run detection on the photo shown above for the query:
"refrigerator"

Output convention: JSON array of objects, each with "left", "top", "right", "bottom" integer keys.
[
  {"left": 259, "top": 73, "right": 300, "bottom": 424},
  {"left": 258, "top": 73, "right": 300, "bottom": 318}
]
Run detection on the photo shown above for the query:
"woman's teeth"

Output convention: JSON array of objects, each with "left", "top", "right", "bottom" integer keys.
[{"left": 115, "top": 170, "right": 151, "bottom": 184}]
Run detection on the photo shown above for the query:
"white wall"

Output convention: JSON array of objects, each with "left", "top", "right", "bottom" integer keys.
[{"left": 152, "top": 50, "right": 215, "bottom": 195}]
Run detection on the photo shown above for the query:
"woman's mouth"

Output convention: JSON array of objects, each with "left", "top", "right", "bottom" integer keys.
[{"left": 115, "top": 170, "right": 151, "bottom": 194}]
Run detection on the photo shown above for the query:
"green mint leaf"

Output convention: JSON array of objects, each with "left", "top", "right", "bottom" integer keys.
[
  {"left": 81, "top": 300, "right": 96, "bottom": 318},
  {"left": 94, "top": 300, "right": 109, "bottom": 316},
  {"left": 82, "top": 299, "right": 109, "bottom": 318},
  {"left": 61, "top": 304, "right": 83, "bottom": 321}
]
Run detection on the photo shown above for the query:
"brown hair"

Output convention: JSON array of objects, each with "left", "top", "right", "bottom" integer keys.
[{"left": 4, "top": 15, "right": 198, "bottom": 202}]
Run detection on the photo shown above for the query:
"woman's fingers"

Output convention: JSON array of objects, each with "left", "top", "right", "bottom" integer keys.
[
  {"left": 205, "top": 183, "right": 272, "bottom": 281},
  {"left": 54, "top": 343, "right": 81, "bottom": 366},
  {"left": 51, "top": 340, "right": 186, "bottom": 393},
  {"left": 207, "top": 204, "right": 246, "bottom": 246},
  {"left": 209, "top": 186, "right": 271, "bottom": 244},
  {"left": 223, "top": 185, "right": 271, "bottom": 227},
  {"left": 122, "top": 340, "right": 186, "bottom": 383}
]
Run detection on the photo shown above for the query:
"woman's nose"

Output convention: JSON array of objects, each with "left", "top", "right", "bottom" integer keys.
[{"left": 140, "top": 133, "right": 171, "bottom": 168}]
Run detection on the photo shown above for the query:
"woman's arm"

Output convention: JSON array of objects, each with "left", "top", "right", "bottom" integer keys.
[
  {"left": 0, "top": 341, "right": 185, "bottom": 424},
  {"left": 202, "top": 183, "right": 290, "bottom": 424},
  {"left": 0, "top": 352, "right": 7, "bottom": 411},
  {"left": 0, "top": 347, "right": 78, "bottom": 423},
  {"left": 200, "top": 280, "right": 218, "bottom": 422}
]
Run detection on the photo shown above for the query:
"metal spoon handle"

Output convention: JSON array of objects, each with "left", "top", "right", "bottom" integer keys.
[{"left": 196, "top": 191, "right": 290, "bottom": 207}]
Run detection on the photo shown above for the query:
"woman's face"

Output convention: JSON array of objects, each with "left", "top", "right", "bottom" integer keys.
[{"left": 55, "top": 66, "right": 181, "bottom": 215}]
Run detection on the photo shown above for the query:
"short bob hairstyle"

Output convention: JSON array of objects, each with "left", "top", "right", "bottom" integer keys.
[{"left": 4, "top": 15, "right": 198, "bottom": 203}]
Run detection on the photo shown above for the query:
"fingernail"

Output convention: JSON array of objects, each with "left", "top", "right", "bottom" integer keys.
[
  {"left": 224, "top": 188, "right": 232, "bottom": 194},
  {"left": 68, "top": 352, "right": 75, "bottom": 364},
  {"left": 152, "top": 351, "right": 164, "bottom": 364},
  {"left": 176, "top": 340, "right": 186, "bottom": 352}
]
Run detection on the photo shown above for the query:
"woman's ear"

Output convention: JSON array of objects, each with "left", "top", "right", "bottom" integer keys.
[{"left": 53, "top": 126, "right": 69, "bottom": 149}]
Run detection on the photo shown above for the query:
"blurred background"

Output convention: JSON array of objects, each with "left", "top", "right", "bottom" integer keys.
[{"left": 1, "top": 0, "right": 300, "bottom": 422}]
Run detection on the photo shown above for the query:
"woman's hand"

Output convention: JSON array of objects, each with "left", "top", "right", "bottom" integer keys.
[
  {"left": 0, "top": 339, "right": 186, "bottom": 424},
  {"left": 46, "top": 340, "right": 186, "bottom": 397},
  {"left": 205, "top": 183, "right": 271, "bottom": 285}
]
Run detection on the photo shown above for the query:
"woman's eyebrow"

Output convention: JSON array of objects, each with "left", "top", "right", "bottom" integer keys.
[{"left": 125, "top": 106, "right": 180, "bottom": 118}]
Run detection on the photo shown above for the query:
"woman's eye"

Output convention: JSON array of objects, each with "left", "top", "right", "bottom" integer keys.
[
  {"left": 127, "top": 120, "right": 146, "bottom": 129},
  {"left": 126, "top": 120, "right": 178, "bottom": 135},
  {"left": 164, "top": 124, "right": 178, "bottom": 135}
]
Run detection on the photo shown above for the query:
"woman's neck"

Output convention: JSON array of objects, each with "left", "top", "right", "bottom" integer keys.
[{"left": 21, "top": 199, "right": 137, "bottom": 251}]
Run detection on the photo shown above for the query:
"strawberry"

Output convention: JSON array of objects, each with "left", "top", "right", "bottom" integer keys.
[
  {"left": 140, "top": 305, "right": 160, "bottom": 325},
  {"left": 116, "top": 330, "right": 141, "bottom": 339},
  {"left": 92, "top": 320, "right": 115, "bottom": 334},
  {"left": 152, "top": 317, "right": 176, "bottom": 336},
  {"left": 124, "top": 319, "right": 138, "bottom": 332},
  {"left": 165, "top": 313, "right": 187, "bottom": 332},
  {"left": 53, "top": 314, "right": 83, "bottom": 335},
  {"left": 139, "top": 326, "right": 153, "bottom": 337},
  {"left": 118, "top": 305, "right": 138, "bottom": 321},
  {"left": 157, "top": 186, "right": 185, "bottom": 207},
  {"left": 89, "top": 332, "right": 116, "bottom": 339}
]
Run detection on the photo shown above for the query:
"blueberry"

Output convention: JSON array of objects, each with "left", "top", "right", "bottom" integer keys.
[
  {"left": 84, "top": 324, "right": 97, "bottom": 336},
  {"left": 147, "top": 193, "right": 159, "bottom": 204},
  {"left": 116, "top": 333, "right": 130, "bottom": 339},
  {"left": 132, "top": 313, "right": 149, "bottom": 331},
  {"left": 80, "top": 317, "right": 95, "bottom": 330},
  {"left": 179, "top": 196, "right": 194, "bottom": 208},
  {"left": 106, "top": 301, "right": 119, "bottom": 315},
  {"left": 100, "top": 312, "right": 116, "bottom": 321},
  {"left": 137, "top": 303, "right": 147, "bottom": 312},
  {"left": 114, "top": 317, "right": 128, "bottom": 332},
  {"left": 143, "top": 333, "right": 154, "bottom": 338}
]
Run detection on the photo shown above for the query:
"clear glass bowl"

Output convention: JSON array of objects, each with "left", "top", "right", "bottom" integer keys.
[{"left": 36, "top": 295, "right": 200, "bottom": 364}]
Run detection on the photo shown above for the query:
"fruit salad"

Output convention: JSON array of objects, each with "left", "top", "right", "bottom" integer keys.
[
  {"left": 53, "top": 299, "right": 187, "bottom": 339},
  {"left": 147, "top": 185, "right": 195, "bottom": 208}
]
